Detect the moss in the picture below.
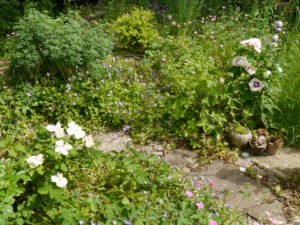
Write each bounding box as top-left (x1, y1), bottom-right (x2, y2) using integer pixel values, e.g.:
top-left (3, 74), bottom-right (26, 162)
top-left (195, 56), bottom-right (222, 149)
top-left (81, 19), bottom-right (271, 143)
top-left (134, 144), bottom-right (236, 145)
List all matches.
top-left (231, 124), bottom-right (248, 135)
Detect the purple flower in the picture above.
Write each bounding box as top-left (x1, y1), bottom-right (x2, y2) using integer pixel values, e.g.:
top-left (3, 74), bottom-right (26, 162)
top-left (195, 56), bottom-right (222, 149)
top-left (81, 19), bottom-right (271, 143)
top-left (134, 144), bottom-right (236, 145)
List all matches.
top-left (46, 72), bottom-right (50, 76)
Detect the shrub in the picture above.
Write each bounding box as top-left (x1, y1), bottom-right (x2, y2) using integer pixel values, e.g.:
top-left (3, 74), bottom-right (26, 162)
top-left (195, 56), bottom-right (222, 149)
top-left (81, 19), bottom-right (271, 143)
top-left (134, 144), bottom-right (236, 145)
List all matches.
top-left (9, 8), bottom-right (112, 80)
top-left (110, 7), bottom-right (158, 52)
top-left (0, 123), bottom-right (247, 224)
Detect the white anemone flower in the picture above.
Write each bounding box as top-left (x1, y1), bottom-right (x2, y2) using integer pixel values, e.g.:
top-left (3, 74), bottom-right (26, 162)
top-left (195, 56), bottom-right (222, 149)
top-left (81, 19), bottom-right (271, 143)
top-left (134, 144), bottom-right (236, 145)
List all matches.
top-left (51, 173), bottom-right (67, 188)
top-left (55, 140), bottom-right (72, 156)
top-left (232, 56), bottom-right (250, 68)
top-left (240, 38), bottom-right (262, 53)
top-left (46, 122), bottom-right (65, 138)
top-left (26, 154), bottom-right (44, 168)
top-left (249, 78), bottom-right (265, 91)
top-left (67, 121), bottom-right (86, 139)
top-left (83, 135), bottom-right (95, 148)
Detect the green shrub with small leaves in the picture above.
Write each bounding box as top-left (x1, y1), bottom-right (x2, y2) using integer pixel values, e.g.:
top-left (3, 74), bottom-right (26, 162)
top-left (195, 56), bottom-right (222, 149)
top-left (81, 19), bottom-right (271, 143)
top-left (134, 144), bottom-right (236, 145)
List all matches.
top-left (110, 7), bottom-right (159, 51)
top-left (9, 8), bottom-right (112, 81)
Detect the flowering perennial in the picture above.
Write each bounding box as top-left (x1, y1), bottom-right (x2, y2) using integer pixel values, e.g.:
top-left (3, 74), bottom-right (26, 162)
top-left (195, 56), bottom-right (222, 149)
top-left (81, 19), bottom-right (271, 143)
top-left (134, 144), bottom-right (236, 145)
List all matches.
top-left (26, 154), bottom-right (44, 168)
top-left (51, 173), bottom-right (68, 188)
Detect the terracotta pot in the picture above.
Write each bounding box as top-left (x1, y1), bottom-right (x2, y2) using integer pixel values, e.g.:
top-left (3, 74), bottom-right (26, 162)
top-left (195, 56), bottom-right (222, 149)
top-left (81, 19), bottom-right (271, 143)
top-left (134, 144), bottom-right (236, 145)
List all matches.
top-left (229, 129), bottom-right (252, 149)
top-left (250, 141), bottom-right (267, 155)
top-left (267, 142), bottom-right (281, 155)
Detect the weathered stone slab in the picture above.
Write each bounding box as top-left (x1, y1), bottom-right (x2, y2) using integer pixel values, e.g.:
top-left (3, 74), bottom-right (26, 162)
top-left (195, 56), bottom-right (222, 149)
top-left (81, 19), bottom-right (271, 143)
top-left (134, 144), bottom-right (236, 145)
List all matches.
top-left (195, 161), bottom-right (287, 223)
top-left (251, 148), bottom-right (300, 180)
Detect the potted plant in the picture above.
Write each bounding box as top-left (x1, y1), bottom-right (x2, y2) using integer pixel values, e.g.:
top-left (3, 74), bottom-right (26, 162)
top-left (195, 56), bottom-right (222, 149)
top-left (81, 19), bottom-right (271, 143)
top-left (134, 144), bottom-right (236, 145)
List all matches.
top-left (267, 130), bottom-right (283, 155)
top-left (250, 128), bottom-right (268, 155)
top-left (228, 124), bottom-right (252, 149)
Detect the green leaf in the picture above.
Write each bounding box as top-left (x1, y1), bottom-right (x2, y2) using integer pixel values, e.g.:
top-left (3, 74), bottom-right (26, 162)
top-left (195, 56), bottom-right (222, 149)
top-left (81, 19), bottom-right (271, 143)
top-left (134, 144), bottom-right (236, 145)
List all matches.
top-left (121, 197), bottom-right (130, 205)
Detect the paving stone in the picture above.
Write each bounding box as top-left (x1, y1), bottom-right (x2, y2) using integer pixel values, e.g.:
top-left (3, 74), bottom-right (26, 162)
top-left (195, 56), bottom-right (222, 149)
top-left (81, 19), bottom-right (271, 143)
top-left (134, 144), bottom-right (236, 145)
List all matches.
top-left (93, 131), bottom-right (297, 223)
top-left (251, 147), bottom-right (300, 180)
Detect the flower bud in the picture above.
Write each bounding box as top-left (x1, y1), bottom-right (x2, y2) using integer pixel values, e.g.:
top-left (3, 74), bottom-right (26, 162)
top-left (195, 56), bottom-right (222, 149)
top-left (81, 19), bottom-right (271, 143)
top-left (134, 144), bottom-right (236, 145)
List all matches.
top-left (275, 21), bottom-right (283, 27)
top-left (274, 27), bottom-right (282, 33)
top-left (272, 34), bottom-right (279, 42)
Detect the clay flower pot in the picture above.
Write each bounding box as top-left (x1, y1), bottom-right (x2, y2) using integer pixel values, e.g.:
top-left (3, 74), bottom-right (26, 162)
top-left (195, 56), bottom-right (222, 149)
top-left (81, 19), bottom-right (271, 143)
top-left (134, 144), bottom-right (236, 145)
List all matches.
top-left (267, 142), bottom-right (282, 155)
top-left (250, 141), bottom-right (267, 155)
top-left (229, 129), bottom-right (252, 149)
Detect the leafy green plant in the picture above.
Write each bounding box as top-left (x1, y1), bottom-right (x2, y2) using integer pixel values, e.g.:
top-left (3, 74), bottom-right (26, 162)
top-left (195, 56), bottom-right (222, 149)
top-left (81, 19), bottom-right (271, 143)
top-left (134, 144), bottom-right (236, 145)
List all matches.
top-left (230, 124), bottom-right (249, 135)
top-left (110, 7), bottom-right (158, 52)
top-left (9, 8), bottom-right (112, 81)
top-left (0, 123), bottom-right (247, 224)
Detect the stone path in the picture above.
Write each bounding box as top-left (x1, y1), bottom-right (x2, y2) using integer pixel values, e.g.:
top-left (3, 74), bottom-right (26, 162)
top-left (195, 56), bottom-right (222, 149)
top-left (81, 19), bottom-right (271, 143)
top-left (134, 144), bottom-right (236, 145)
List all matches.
top-left (94, 131), bottom-right (300, 224)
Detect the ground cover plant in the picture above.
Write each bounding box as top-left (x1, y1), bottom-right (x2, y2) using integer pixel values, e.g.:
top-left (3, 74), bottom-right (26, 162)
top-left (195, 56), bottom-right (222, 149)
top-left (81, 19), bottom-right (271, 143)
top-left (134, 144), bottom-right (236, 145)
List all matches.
top-left (0, 122), bottom-right (247, 224)
top-left (0, 0), bottom-right (300, 224)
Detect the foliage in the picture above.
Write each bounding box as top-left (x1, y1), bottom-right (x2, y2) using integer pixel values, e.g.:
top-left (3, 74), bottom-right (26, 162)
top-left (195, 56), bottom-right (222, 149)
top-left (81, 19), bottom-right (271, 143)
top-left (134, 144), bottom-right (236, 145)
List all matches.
top-left (110, 7), bottom-right (159, 51)
top-left (9, 8), bottom-right (112, 81)
top-left (230, 124), bottom-right (249, 135)
top-left (0, 124), bottom-right (247, 224)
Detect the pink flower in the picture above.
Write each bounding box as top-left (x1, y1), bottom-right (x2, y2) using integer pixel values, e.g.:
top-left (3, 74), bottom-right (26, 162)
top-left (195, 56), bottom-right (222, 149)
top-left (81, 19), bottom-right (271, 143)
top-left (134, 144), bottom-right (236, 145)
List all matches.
top-left (161, 58), bottom-right (166, 62)
top-left (202, 35), bottom-right (206, 38)
top-left (220, 44), bottom-right (224, 48)
top-left (268, 217), bottom-right (276, 224)
top-left (196, 202), bottom-right (204, 209)
top-left (108, 64), bottom-right (112, 68)
top-left (222, 6), bottom-right (226, 9)
top-left (282, 31), bottom-right (286, 34)
top-left (253, 222), bottom-right (260, 225)
top-left (211, 31), bottom-right (214, 34)
top-left (188, 21), bottom-right (192, 24)
top-left (26, 93), bottom-right (31, 97)
top-left (209, 219), bottom-right (218, 225)
top-left (88, 193), bottom-right (93, 198)
top-left (7, 89), bottom-right (11, 92)
top-left (257, 174), bottom-right (263, 179)
top-left (210, 35), bottom-right (214, 39)
top-left (177, 24), bottom-right (181, 28)
top-left (209, 56), bottom-right (213, 60)
top-left (194, 31), bottom-right (198, 35)
top-left (201, 21), bottom-right (204, 23)
top-left (220, 78), bottom-right (225, 83)
top-left (266, 211), bottom-right (271, 216)
top-left (196, 181), bottom-right (202, 187)
top-left (184, 23), bottom-right (187, 26)
top-left (208, 179), bottom-right (215, 186)
top-left (2, 86), bottom-right (6, 89)
top-left (185, 190), bottom-right (193, 197)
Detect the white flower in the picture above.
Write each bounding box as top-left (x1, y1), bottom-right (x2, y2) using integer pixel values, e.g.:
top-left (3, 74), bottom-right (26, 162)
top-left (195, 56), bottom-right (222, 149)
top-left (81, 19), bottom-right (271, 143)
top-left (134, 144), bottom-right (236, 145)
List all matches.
top-left (167, 14), bottom-right (172, 20)
top-left (275, 21), bottom-right (283, 27)
top-left (240, 38), bottom-right (262, 53)
top-left (51, 173), bottom-right (67, 188)
top-left (249, 78), bottom-right (265, 91)
top-left (265, 71), bottom-right (272, 77)
top-left (269, 42), bottom-right (278, 47)
top-left (272, 34), bottom-right (279, 42)
top-left (232, 56), bottom-right (250, 68)
top-left (67, 121), bottom-right (86, 139)
top-left (245, 66), bottom-right (256, 75)
top-left (26, 154), bottom-right (44, 168)
top-left (55, 140), bottom-right (72, 155)
top-left (240, 167), bottom-right (246, 172)
top-left (46, 125), bottom-right (55, 132)
top-left (277, 65), bottom-right (283, 72)
top-left (83, 135), bottom-right (95, 148)
top-left (46, 122), bottom-right (65, 138)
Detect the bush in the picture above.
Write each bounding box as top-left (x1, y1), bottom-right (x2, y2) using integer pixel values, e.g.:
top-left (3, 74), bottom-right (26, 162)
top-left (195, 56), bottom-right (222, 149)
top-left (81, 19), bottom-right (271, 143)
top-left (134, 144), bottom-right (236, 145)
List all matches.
top-left (0, 123), bottom-right (247, 224)
top-left (9, 8), bottom-right (112, 80)
top-left (110, 7), bottom-right (158, 52)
